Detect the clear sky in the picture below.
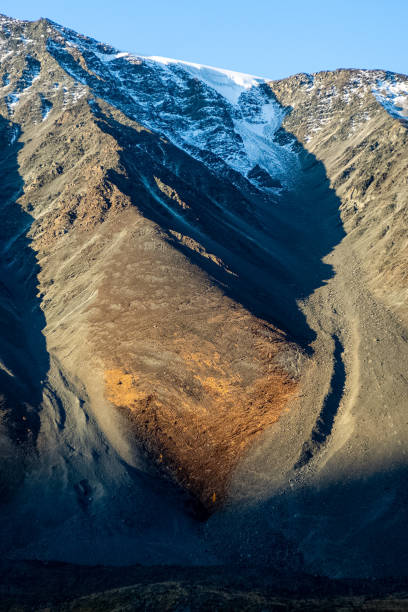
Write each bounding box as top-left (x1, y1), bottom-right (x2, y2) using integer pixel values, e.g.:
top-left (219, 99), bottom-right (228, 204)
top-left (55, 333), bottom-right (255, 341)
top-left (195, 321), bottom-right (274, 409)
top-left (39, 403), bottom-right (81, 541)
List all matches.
top-left (2, 0), bottom-right (407, 79)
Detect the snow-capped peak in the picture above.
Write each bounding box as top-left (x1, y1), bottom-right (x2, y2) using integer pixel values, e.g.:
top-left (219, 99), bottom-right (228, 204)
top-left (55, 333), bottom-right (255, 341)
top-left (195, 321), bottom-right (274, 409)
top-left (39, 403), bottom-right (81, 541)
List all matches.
top-left (44, 24), bottom-right (298, 191)
top-left (143, 56), bottom-right (270, 104)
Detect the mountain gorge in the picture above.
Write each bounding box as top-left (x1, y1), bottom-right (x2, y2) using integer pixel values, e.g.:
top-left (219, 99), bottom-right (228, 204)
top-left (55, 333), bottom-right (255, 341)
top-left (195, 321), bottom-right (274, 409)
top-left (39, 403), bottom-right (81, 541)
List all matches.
top-left (0, 12), bottom-right (408, 606)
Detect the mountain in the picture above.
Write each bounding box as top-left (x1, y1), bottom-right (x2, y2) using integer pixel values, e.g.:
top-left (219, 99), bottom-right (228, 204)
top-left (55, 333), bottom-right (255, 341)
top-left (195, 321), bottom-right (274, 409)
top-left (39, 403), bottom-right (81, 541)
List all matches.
top-left (0, 11), bottom-right (407, 598)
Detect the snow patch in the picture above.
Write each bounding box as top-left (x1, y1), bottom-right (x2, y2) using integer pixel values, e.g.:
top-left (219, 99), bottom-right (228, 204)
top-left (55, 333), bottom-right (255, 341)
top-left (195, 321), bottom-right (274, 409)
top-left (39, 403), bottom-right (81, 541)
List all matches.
top-left (40, 94), bottom-right (53, 120)
top-left (0, 50), bottom-right (12, 63)
top-left (62, 83), bottom-right (87, 106)
top-left (5, 92), bottom-right (20, 113)
top-left (8, 124), bottom-right (19, 145)
top-left (21, 34), bottom-right (34, 45)
top-left (373, 78), bottom-right (408, 120)
top-left (94, 50), bottom-right (130, 62)
top-left (5, 54), bottom-right (41, 114)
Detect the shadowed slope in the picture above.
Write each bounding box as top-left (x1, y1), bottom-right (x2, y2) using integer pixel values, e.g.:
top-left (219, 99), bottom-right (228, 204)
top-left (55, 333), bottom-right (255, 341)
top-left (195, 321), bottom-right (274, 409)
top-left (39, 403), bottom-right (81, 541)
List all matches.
top-left (0, 115), bottom-right (48, 502)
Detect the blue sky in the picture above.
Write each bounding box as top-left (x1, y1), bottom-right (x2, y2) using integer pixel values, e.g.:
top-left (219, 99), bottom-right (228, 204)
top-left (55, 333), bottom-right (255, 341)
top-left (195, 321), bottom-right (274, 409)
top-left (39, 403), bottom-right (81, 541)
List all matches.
top-left (2, 0), bottom-right (407, 79)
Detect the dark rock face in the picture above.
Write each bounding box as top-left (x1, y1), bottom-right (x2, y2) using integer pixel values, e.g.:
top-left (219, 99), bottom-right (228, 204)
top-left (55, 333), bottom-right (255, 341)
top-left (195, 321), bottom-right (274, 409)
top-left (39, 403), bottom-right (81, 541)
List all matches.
top-left (247, 164), bottom-right (283, 188)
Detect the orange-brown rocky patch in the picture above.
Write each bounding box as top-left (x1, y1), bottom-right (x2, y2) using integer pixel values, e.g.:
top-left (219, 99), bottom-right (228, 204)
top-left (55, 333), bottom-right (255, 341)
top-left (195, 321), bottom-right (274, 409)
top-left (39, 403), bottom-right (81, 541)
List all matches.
top-left (98, 266), bottom-right (299, 515)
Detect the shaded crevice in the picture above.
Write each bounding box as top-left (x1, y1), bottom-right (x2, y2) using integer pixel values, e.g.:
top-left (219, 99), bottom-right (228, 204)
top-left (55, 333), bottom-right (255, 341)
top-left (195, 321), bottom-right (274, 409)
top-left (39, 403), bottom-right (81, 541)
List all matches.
top-left (295, 335), bottom-right (346, 469)
top-left (44, 383), bottom-right (66, 431)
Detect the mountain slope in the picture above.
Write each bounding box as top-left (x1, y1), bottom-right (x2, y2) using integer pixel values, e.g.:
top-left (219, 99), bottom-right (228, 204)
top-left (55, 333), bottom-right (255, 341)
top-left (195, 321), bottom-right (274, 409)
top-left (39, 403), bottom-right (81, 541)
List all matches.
top-left (0, 13), bottom-right (407, 580)
top-left (0, 14), bottom-right (306, 562)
